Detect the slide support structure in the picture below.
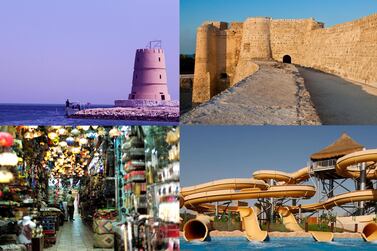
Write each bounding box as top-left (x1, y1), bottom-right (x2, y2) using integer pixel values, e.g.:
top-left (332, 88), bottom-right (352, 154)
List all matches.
top-left (360, 162), bottom-right (366, 213)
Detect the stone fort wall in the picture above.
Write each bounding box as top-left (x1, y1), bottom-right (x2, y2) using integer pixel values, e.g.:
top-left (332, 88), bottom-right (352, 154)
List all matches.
top-left (192, 14), bottom-right (377, 103)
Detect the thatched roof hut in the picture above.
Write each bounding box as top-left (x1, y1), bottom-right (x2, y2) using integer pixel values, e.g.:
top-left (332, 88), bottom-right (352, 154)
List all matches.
top-left (310, 133), bottom-right (364, 161)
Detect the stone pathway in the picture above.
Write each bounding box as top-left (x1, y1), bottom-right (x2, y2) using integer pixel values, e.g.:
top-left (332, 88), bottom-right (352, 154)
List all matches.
top-left (298, 67), bottom-right (377, 125)
top-left (45, 218), bottom-right (112, 251)
top-left (181, 61), bottom-right (320, 125)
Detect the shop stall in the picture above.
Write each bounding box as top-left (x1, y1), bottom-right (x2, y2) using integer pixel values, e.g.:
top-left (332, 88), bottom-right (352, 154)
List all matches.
top-left (0, 126), bottom-right (179, 251)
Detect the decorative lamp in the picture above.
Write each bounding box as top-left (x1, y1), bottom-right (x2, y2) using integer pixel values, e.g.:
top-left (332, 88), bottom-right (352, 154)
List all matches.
top-left (0, 169), bottom-right (14, 183)
top-left (79, 138), bottom-right (88, 145)
top-left (81, 126), bottom-right (90, 131)
top-left (71, 128), bottom-right (80, 136)
top-left (66, 137), bottom-right (75, 145)
top-left (109, 127), bottom-right (121, 138)
top-left (86, 131), bottom-right (97, 139)
top-left (0, 152), bottom-right (19, 166)
top-left (0, 132), bottom-right (14, 147)
top-left (59, 141), bottom-right (68, 147)
top-left (58, 128), bottom-right (67, 135)
top-left (72, 147), bottom-right (81, 154)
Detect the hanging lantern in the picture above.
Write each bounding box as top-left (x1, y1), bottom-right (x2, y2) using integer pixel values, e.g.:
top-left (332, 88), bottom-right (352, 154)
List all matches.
top-left (97, 127), bottom-right (106, 136)
top-left (0, 132), bottom-right (14, 147)
top-left (58, 128), bottom-right (67, 136)
top-left (0, 152), bottom-right (19, 166)
top-left (48, 132), bottom-right (58, 140)
top-left (86, 131), bottom-right (97, 139)
top-left (80, 126), bottom-right (90, 131)
top-left (33, 131), bottom-right (43, 138)
top-left (71, 128), bottom-right (80, 136)
top-left (79, 138), bottom-right (88, 145)
top-left (66, 137), bottom-right (75, 145)
top-left (23, 131), bottom-right (34, 139)
top-left (109, 127), bottom-right (121, 138)
top-left (0, 169), bottom-right (14, 183)
top-left (59, 141), bottom-right (68, 147)
top-left (72, 147), bottom-right (81, 154)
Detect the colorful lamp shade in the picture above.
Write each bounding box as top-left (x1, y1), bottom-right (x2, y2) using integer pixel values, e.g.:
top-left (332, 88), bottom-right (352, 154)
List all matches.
top-left (48, 132), bottom-right (58, 140)
top-left (66, 137), bottom-right (75, 145)
top-left (0, 169), bottom-right (14, 183)
top-left (86, 131), bottom-right (97, 139)
top-left (71, 128), bottom-right (80, 136)
top-left (72, 147), bottom-right (81, 154)
top-left (109, 128), bottom-right (121, 138)
top-left (80, 126), bottom-right (90, 131)
top-left (79, 138), bottom-right (88, 145)
top-left (0, 132), bottom-right (14, 147)
top-left (0, 152), bottom-right (19, 166)
top-left (59, 141), bottom-right (68, 147)
top-left (58, 128), bottom-right (67, 135)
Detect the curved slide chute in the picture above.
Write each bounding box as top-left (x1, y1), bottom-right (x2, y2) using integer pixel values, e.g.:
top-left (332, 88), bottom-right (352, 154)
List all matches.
top-left (287, 189), bottom-right (377, 213)
top-left (277, 207), bottom-right (304, 232)
top-left (183, 214), bottom-right (212, 242)
top-left (278, 207), bottom-right (334, 242)
top-left (336, 149), bottom-right (377, 179)
top-left (238, 207), bottom-right (268, 241)
top-left (183, 185), bottom-right (316, 208)
top-left (181, 178), bottom-right (268, 197)
top-left (182, 149), bottom-right (377, 243)
top-left (362, 222), bottom-right (377, 242)
top-left (253, 167), bottom-right (310, 184)
top-left (181, 178), bottom-right (316, 242)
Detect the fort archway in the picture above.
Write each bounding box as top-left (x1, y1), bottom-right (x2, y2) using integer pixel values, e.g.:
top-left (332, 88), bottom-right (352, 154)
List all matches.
top-left (283, 55), bottom-right (292, 64)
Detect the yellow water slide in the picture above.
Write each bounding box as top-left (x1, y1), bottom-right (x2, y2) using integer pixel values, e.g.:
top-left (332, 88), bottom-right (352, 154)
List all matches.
top-left (181, 149), bottom-right (377, 243)
top-left (238, 207), bottom-right (268, 241)
top-left (361, 222), bottom-right (377, 242)
top-left (253, 167), bottom-right (310, 184)
top-left (287, 189), bottom-right (377, 213)
top-left (183, 214), bottom-right (213, 242)
top-left (277, 207), bottom-right (334, 242)
top-left (181, 178), bottom-right (316, 242)
top-left (336, 149), bottom-right (377, 179)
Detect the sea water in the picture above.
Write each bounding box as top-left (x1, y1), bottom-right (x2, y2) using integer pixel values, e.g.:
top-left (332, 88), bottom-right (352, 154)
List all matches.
top-left (180, 237), bottom-right (376, 251)
top-left (0, 104), bottom-right (176, 125)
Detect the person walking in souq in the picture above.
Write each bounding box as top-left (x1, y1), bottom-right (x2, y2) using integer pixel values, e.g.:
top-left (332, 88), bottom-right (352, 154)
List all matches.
top-left (66, 191), bottom-right (75, 221)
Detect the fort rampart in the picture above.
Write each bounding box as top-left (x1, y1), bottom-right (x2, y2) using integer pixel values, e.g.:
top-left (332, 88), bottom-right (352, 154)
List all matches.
top-left (192, 14), bottom-right (377, 103)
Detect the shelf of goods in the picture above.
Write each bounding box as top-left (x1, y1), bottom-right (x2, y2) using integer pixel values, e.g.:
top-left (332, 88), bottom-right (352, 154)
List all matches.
top-left (122, 130), bottom-right (147, 215)
top-left (155, 128), bottom-right (180, 249)
top-left (0, 131), bottom-right (49, 250)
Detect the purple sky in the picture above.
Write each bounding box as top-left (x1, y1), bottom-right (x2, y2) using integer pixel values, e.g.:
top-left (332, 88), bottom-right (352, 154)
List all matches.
top-left (0, 0), bottom-right (179, 104)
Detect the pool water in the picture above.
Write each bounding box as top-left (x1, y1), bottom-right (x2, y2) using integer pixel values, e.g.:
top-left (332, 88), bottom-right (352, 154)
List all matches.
top-left (180, 237), bottom-right (377, 251)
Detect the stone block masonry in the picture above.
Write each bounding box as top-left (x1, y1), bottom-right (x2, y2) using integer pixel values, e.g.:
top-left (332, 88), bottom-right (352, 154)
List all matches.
top-left (192, 14), bottom-right (377, 103)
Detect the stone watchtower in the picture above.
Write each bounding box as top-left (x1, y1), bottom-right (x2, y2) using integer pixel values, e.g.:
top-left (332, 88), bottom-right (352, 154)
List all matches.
top-left (115, 41), bottom-right (173, 107)
top-left (129, 42), bottom-right (171, 101)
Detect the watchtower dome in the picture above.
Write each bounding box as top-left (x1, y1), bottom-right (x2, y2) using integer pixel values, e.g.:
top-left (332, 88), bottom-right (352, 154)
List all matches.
top-left (128, 41), bottom-right (171, 101)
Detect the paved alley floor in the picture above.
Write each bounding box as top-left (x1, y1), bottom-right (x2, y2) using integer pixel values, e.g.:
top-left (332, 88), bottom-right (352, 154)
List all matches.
top-left (45, 218), bottom-right (112, 251)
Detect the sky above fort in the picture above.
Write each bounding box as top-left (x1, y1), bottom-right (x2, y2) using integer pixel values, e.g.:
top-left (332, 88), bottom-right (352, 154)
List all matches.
top-left (0, 0), bottom-right (179, 104)
top-left (181, 0), bottom-right (377, 54)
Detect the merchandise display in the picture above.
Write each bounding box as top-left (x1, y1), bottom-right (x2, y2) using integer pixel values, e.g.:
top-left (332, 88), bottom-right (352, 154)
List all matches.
top-left (0, 126), bottom-right (179, 251)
